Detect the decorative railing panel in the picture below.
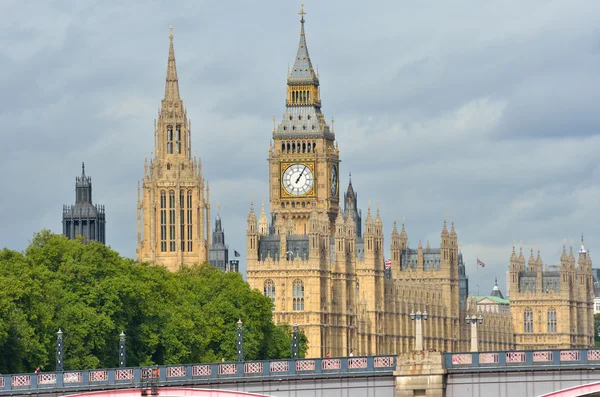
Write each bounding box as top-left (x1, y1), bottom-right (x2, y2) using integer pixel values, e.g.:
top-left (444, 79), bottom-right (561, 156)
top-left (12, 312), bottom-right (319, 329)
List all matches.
top-left (533, 351), bottom-right (553, 362)
top-left (296, 360), bottom-right (316, 371)
top-left (374, 356), bottom-right (395, 368)
top-left (141, 368), bottom-right (160, 379)
top-left (90, 370), bottom-right (108, 382)
top-left (166, 366), bottom-right (186, 378)
top-left (479, 353), bottom-right (499, 364)
top-left (11, 375), bottom-right (30, 387)
top-left (322, 359), bottom-right (341, 370)
top-left (218, 363), bottom-right (237, 375)
top-left (506, 352), bottom-right (526, 363)
top-left (588, 350), bottom-right (600, 361)
top-left (244, 362), bottom-right (263, 374)
top-left (115, 369), bottom-right (134, 381)
top-left (560, 350), bottom-right (580, 362)
top-left (63, 372), bottom-right (82, 383)
top-left (451, 354), bottom-right (472, 365)
top-left (269, 361), bottom-right (289, 373)
top-left (192, 365), bottom-right (211, 377)
top-left (37, 373), bottom-right (57, 385)
top-left (348, 357), bottom-right (368, 369)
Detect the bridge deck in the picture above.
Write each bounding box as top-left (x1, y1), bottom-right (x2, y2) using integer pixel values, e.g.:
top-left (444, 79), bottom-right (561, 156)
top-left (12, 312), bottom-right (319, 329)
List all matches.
top-left (0, 355), bottom-right (397, 396)
top-left (445, 348), bottom-right (600, 373)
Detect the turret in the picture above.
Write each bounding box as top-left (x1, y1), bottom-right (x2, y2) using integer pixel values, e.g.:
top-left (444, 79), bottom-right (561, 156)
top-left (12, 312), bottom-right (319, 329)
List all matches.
top-left (400, 218), bottom-right (408, 250)
top-left (440, 217), bottom-right (450, 271)
top-left (364, 204), bottom-right (375, 260)
top-left (390, 219), bottom-right (400, 265)
top-left (246, 201), bottom-right (258, 259)
top-left (258, 201), bottom-right (269, 235)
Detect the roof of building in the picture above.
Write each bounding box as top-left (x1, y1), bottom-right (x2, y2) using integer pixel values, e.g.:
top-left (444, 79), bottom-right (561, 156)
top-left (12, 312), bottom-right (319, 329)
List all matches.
top-left (490, 277), bottom-right (504, 299)
top-left (472, 295), bottom-right (510, 305)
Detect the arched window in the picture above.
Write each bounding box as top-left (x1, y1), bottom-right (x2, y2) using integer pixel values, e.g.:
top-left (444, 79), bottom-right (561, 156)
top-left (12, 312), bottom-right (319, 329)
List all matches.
top-left (292, 143), bottom-right (296, 152)
top-left (307, 142), bottom-right (311, 152)
top-left (187, 190), bottom-right (193, 252)
top-left (167, 126), bottom-right (174, 154)
top-left (293, 280), bottom-right (304, 311)
top-left (547, 308), bottom-right (557, 333)
top-left (524, 308), bottom-right (534, 333)
top-left (176, 125), bottom-right (181, 154)
top-left (264, 280), bottom-right (275, 310)
top-left (180, 190), bottom-right (185, 252)
top-left (169, 191), bottom-right (176, 252)
top-left (281, 143), bottom-right (285, 153)
top-left (160, 191), bottom-right (167, 252)
top-left (166, 163), bottom-right (171, 170)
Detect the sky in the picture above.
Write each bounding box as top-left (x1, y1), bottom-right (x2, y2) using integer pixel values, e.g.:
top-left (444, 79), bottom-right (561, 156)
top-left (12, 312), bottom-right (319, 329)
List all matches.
top-left (1, 0), bottom-right (599, 295)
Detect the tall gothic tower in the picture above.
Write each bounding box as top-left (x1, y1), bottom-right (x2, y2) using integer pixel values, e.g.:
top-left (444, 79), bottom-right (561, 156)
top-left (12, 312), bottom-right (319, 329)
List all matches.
top-left (137, 27), bottom-right (210, 271)
top-left (62, 163), bottom-right (106, 244)
top-left (268, 6), bottom-right (340, 234)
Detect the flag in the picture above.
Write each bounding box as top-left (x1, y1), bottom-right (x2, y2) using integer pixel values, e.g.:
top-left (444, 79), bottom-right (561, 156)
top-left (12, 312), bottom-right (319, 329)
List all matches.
top-left (477, 258), bottom-right (486, 268)
top-left (234, 250), bottom-right (240, 257)
top-left (385, 259), bottom-right (392, 269)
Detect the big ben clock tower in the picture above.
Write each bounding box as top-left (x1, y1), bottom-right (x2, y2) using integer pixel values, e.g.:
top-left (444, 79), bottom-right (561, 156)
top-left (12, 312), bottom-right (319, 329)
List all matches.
top-left (269, 5), bottom-right (340, 234)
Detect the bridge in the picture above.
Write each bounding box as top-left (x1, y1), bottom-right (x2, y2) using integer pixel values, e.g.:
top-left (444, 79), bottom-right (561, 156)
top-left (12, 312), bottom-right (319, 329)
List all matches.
top-left (5, 349), bottom-right (600, 396)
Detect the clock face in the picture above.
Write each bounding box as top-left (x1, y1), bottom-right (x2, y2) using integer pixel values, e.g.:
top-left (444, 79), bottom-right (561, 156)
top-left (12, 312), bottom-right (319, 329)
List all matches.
top-left (331, 164), bottom-right (338, 197)
top-left (282, 163), bottom-right (314, 196)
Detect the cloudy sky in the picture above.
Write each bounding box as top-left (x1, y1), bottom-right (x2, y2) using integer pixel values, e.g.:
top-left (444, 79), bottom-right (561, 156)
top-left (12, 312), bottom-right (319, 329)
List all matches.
top-left (1, 0), bottom-right (599, 295)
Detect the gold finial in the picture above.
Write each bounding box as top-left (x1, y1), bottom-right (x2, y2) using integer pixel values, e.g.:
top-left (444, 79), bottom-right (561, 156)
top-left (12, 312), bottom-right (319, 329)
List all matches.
top-left (217, 203), bottom-right (220, 213)
top-left (272, 115), bottom-right (276, 132)
top-left (299, 3), bottom-right (306, 22)
top-left (331, 117), bottom-right (335, 132)
top-left (394, 214), bottom-right (397, 221)
top-left (169, 25), bottom-right (173, 41)
top-left (402, 216), bottom-right (406, 223)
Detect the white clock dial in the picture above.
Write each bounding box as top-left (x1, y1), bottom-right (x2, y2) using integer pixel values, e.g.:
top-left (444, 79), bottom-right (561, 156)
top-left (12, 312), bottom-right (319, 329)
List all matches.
top-left (283, 164), bottom-right (314, 196)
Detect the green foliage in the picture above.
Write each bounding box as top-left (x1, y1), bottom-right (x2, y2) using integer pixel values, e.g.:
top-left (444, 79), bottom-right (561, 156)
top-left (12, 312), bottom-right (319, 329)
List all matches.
top-left (0, 230), bottom-right (307, 373)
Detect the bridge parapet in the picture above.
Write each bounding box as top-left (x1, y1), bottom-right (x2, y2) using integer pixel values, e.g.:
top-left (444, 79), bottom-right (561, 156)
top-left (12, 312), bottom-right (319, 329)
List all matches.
top-left (0, 355), bottom-right (397, 395)
top-left (445, 348), bottom-right (600, 372)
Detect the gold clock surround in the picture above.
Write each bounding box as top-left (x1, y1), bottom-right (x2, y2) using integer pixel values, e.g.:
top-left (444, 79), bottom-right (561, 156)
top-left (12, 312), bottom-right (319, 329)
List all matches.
top-left (280, 161), bottom-right (316, 198)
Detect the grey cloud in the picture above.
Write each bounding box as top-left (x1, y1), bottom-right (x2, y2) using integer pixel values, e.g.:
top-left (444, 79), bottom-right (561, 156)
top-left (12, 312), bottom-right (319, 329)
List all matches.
top-left (2, 0), bottom-right (600, 295)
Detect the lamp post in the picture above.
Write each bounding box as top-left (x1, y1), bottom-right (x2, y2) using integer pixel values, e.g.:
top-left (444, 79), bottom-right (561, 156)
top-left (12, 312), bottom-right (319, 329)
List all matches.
top-left (409, 310), bottom-right (429, 351)
top-left (56, 329), bottom-right (64, 371)
top-left (236, 319), bottom-right (244, 362)
top-left (119, 331), bottom-right (126, 367)
top-left (465, 314), bottom-right (484, 352)
top-left (291, 324), bottom-right (300, 359)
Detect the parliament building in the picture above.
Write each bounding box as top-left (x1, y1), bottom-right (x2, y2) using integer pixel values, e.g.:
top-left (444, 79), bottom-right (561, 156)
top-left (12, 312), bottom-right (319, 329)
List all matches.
top-left (244, 8), bottom-right (514, 358)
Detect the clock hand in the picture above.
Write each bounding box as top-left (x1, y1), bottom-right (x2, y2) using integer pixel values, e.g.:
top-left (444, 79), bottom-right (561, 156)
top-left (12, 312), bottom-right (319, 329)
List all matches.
top-left (295, 166), bottom-right (307, 184)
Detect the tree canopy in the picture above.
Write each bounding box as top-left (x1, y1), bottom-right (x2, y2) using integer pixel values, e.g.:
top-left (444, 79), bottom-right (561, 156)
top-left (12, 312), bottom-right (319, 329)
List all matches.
top-left (0, 230), bottom-right (307, 374)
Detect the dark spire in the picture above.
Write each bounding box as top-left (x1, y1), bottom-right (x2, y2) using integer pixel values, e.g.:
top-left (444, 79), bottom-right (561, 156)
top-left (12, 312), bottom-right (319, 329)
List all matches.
top-left (288, 4), bottom-right (319, 84)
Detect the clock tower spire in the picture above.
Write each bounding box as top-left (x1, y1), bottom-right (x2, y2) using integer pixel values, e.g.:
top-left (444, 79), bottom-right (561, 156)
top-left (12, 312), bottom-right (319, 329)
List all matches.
top-left (270, 5), bottom-right (340, 233)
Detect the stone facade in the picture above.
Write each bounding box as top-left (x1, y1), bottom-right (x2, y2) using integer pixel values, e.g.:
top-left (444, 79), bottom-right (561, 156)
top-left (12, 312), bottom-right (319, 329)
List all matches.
top-left (508, 239), bottom-right (594, 349)
top-left (246, 9), bottom-right (513, 358)
top-left (62, 163), bottom-right (106, 244)
top-left (136, 28), bottom-right (210, 271)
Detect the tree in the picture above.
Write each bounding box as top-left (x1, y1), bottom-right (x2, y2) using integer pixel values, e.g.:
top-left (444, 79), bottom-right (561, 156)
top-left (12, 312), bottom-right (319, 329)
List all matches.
top-left (0, 230), bottom-right (307, 373)
top-left (595, 313), bottom-right (600, 347)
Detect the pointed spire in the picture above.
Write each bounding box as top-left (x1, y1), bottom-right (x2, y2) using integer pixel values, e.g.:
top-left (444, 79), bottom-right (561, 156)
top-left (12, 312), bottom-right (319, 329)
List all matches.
top-left (426, 240), bottom-right (431, 250)
top-left (81, 162), bottom-right (86, 177)
top-left (441, 214), bottom-right (449, 236)
top-left (288, 4), bottom-right (318, 84)
top-left (580, 233), bottom-right (587, 254)
top-left (164, 25), bottom-right (180, 101)
top-left (392, 219), bottom-right (398, 234)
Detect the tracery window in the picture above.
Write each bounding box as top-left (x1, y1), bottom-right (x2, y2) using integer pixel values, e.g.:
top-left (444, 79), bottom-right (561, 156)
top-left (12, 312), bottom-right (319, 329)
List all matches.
top-left (176, 125), bottom-right (181, 154)
top-left (167, 126), bottom-right (174, 154)
top-left (169, 190), bottom-right (175, 252)
top-left (547, 308), bottom-right (557, 333)
top-left (187, 191), bottom-right (193, 252)
top-left (264, 279), bottom-right (275, 310)
top-left (160, 191), bottom-right (167, 252)
top-left (524, 308), bottom-right (534, 333)
top-left (293, 280), bottom-right (304, 311)
top-left (180, 190), bottom-right (185, 252)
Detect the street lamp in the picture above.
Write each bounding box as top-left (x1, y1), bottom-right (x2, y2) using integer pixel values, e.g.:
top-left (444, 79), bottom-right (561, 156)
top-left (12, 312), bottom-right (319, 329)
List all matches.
top-left (465, 314), bottom-right (484, 352)
top-left (409, 310), bottom-right (429, 351)
top-left (291, 324), bottom-right (300, 359)
top-left (56, 329), bottom-right (64, 371)
top-left (119, 331), bottom-right (126, 368)
top-left (236, 319), bottom-right (244, 362)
